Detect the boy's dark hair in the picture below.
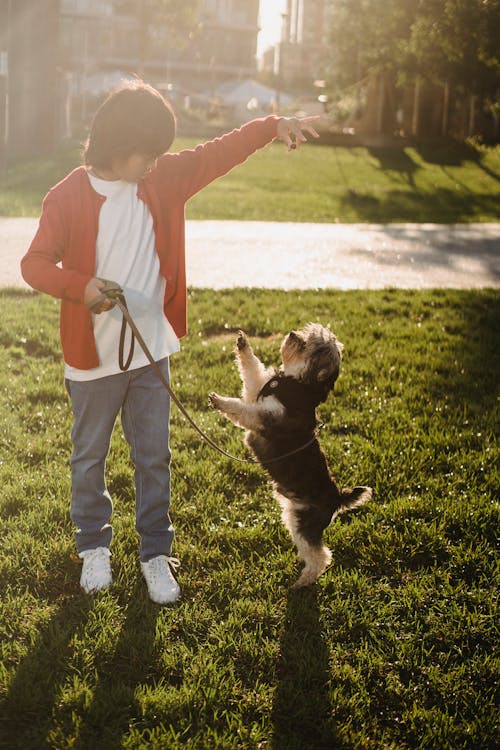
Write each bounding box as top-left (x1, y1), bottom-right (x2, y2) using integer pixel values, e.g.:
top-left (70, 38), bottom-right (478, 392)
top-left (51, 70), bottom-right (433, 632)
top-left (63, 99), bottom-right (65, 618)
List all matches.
top-left (84, 79), bottom-right (176, 168)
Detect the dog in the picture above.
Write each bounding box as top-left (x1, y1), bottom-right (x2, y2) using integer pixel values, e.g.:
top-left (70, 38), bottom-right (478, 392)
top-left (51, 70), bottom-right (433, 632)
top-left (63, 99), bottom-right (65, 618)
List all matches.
top-left (208, 323), bottom-right (372, 588)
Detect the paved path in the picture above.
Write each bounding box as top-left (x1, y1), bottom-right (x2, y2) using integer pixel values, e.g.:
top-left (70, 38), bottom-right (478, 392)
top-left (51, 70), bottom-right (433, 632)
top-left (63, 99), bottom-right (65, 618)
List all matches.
top-left (1, 217), bottom-right (499, 289)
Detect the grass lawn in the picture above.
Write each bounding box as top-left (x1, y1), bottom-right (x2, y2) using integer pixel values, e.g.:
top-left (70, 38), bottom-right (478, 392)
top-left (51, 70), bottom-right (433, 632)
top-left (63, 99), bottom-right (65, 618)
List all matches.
top-left (0, 287), bottom-right (498, 749)
top-left (0, 136), bottom-right (499, 222)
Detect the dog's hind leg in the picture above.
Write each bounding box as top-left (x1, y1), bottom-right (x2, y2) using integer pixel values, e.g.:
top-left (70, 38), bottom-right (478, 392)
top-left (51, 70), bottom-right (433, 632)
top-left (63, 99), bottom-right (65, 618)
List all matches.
top-left (293, 536), bottom-right (332, 588)
top-left (235, 331), bottom-right (274, 402)
top-left (276, 493), bottom-right (332, 588)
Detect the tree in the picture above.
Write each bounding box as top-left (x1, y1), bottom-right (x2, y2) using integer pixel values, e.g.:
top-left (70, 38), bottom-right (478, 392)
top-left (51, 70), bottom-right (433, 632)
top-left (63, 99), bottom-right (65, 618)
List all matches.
top-left (328, 0), bottom-right (500, 136)
top-left (329, 0), bottom-right (416, 88)
top-left (410, 0), bottom-right (500, 97)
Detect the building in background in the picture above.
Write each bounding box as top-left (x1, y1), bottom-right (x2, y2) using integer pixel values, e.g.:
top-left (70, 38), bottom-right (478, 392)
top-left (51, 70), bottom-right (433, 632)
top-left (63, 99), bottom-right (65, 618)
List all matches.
top-left (1, 0), bottom-right (261, 161)
top-left (193, 0), bottom-right (260, 87)
top-left (59, 0), bottom-right (260, 92)
top-left (267, 0), bottom-right (333, 93)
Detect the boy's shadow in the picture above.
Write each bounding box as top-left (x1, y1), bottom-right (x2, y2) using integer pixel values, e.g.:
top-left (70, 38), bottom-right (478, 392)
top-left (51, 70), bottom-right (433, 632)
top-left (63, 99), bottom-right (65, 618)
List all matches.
top-left (74, 575), bottom-right (160, 750)
top-left (0, 577), bottom-right (159, 750)
top-left (0, 596), bottom-right (93, 749)
top-left (272, 586), bottom-right (342, 750)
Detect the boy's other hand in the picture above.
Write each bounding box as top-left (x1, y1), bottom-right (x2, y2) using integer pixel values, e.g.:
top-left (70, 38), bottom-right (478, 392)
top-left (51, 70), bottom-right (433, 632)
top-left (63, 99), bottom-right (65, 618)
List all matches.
top-left (276, 116), bottom-right (320, 151)
top-left (84, 278), bottom-right (114, 312)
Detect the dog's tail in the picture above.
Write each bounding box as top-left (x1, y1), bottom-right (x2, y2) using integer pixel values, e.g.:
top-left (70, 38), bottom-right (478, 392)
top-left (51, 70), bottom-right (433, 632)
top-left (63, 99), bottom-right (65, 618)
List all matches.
top-left (336, 486), bottom-right (372, 515)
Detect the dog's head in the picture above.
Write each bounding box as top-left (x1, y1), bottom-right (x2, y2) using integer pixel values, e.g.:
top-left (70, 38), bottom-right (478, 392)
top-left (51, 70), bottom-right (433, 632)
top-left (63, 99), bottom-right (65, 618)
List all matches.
top-left (280, 323), bottom-right (343, 401)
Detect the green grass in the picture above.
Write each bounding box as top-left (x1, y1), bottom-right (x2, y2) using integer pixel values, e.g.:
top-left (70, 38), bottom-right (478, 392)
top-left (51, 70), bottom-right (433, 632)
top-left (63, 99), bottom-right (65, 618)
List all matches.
top-left (1, 137), bottom-right (499, 222)
top-left (0, 287), bottom-right (498, 749)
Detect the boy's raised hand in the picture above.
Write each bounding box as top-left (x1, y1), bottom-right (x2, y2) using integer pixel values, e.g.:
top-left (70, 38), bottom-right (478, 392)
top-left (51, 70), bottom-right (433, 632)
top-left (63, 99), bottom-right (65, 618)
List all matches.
top-left (276, 116), bottom-right (321, 151)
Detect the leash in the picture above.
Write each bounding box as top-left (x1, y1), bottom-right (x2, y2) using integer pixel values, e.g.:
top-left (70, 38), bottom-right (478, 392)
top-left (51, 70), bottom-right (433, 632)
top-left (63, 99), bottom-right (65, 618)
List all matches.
top-left (87, 281), bottom-right (322, 465)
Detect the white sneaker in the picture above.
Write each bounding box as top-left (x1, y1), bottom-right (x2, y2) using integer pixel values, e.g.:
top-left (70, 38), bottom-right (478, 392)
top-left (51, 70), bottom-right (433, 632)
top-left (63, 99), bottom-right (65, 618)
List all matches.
top-left (141, 555), bottom-right (181, 605)
top-left (79, 547), bottom-right (112, 594)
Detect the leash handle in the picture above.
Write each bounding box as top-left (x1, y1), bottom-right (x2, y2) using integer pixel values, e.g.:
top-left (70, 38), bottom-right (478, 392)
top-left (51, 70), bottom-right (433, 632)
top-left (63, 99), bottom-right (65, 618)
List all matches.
top-left (86, 279), bottom-right (124, 314)
top-left (86, 280), bottom-right (135, 370)
top-left (117, 298), bottom-right (135, 371)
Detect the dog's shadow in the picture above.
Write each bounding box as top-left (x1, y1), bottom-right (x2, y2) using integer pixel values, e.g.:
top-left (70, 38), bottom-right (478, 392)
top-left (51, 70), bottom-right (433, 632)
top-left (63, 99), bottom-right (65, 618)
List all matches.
top-left (272, 586), bottom-right (341, 750)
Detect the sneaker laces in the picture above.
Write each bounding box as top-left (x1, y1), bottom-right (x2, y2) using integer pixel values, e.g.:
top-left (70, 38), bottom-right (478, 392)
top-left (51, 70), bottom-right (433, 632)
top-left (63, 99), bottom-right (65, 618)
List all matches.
top-left (146, 555), bottom-right (180, 574)
top-left (166, 556), bottom-right (180, 570)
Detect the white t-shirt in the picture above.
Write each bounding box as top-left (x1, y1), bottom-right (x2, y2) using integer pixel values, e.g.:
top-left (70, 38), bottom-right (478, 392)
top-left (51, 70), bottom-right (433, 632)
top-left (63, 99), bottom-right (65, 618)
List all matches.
top-left (64, 173), bottom-right (180, 381)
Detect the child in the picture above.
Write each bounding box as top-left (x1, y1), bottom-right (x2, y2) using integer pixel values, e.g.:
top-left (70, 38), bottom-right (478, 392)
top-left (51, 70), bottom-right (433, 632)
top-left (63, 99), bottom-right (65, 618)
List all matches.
top-left (21, 79), bottom-right (319, 605)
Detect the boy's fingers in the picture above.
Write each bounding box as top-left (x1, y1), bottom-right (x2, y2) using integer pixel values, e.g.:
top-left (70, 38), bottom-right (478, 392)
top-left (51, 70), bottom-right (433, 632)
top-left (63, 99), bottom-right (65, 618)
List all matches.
top-left (299, 116), bottom-right (321, 138)
top-left (305, 126), bottom-right (320, 138)
top-left (303, 125), bottom-right (319, 136)
top-left (278, 115), bottom-right (321, 150)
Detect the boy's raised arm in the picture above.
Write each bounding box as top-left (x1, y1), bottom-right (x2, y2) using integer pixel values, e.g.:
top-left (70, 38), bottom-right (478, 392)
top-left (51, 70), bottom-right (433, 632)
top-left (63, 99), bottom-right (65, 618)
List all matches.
top-left (157, 115), bottom-right (320, 201)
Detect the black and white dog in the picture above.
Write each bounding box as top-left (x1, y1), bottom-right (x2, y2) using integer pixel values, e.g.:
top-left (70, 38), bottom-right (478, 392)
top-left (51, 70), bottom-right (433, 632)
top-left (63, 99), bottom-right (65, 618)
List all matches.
top-left (209, 323), bottom-right (372, 588)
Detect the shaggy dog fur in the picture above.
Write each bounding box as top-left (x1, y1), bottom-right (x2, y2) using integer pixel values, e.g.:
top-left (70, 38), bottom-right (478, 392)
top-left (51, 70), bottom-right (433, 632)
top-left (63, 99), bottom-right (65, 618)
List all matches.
top-left (209, 323), bottom-right (372, 587)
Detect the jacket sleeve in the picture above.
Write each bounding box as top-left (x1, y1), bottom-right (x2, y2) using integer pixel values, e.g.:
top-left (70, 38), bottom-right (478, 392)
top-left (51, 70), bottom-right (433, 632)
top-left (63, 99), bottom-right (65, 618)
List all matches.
top-left (20, 190), bottom-right (92, 303)
top-left (157, 115), bottom-right (280, 202)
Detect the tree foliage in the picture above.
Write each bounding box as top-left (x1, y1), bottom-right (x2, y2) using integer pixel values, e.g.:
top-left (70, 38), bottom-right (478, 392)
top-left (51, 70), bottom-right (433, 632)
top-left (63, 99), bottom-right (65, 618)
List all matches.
top-left (330, 0), bottom-right (500, 98)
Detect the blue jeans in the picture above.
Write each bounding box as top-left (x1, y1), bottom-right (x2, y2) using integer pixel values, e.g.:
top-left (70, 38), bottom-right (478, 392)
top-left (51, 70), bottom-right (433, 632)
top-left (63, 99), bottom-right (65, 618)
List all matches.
top-left (65, 358), bottom-right (174, 561)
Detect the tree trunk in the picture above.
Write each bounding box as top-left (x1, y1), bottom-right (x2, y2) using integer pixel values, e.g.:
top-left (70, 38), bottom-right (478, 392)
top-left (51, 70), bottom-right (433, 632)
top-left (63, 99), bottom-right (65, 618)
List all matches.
top-left (412, 77), bottom-right (421, 137)
top-left (468, 95), bottom-right (477, 137)
top-left (376, 72), bottom-right (384, 134)
top-left (441, 81), bottom-right (450, 137)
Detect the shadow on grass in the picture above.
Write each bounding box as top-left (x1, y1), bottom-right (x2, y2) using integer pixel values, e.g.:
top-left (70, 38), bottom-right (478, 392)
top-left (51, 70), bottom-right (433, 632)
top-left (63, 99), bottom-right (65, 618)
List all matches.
top-left (426, 290), bottom-right (500, 413)
top-left (415, 139), bottom-right (479, 168)
top-left (0, 578), bottom-right (160, 750)
top-left (340, 185), bottom-right (500, 223)
top-left (368, 147), bottom-right (419, 187)
top-left (414, 139), bottom-right (500, 182)
top-left (74, 577), bottom-right (160, 750)
top-left (272, 587), bottom-right (342, 750)
top-left (0, 597), bottom-right (93, 749)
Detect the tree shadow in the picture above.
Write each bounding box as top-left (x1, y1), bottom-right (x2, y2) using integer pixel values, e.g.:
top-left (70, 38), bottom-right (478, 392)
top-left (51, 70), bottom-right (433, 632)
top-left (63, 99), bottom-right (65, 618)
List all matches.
top-left (415, 139), bottom-right (478, 167)
top-left (425, 290), bottom-right (500, 412)
top-left (272, 587), bottom-right (343, 750)
top-left (415, 139), bottom-right (500, 182)
top-left (340, 186), bottom-right (500, 223)
top-left (368, 147), bottom-right (420, 187)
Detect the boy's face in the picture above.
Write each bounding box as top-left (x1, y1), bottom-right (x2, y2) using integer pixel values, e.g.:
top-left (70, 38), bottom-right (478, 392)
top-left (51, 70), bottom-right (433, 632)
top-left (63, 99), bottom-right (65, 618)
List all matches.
top-left (111, 153), bottom-right (158, 182)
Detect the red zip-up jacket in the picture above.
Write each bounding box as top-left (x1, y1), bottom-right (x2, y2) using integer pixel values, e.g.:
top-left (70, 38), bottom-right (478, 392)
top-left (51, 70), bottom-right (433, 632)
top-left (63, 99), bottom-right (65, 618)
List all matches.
top-left (21, 115), bottom-right (280, 370)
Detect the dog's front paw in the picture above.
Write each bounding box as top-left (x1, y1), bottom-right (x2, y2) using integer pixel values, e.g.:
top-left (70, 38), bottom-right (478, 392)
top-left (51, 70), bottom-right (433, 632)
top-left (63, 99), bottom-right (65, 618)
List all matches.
top-left (208, 392), bottom-right (222, 410)
top-left (236, 330), bottom-right (249, 351)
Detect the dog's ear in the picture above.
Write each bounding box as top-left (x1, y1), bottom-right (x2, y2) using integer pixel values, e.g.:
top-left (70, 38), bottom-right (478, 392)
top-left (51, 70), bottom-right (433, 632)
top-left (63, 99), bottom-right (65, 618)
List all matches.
top-left (318, 367), bottom-right (339, 388)
top-left (289, 331), bottom-right (306, 349)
